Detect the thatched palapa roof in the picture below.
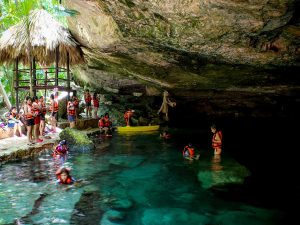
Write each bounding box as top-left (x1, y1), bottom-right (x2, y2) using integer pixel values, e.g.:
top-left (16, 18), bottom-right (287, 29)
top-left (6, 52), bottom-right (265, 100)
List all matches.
top-left (0, 9), bottom-right (84, 66)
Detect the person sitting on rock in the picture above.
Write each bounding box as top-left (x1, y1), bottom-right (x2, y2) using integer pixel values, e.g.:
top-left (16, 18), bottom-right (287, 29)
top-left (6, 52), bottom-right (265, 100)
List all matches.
top-left (55, 167), bottom-right (75, 185)
top-left (8, 106), bottom-right (24, 137)
top-left (98, 113), bottom-right (112, 135)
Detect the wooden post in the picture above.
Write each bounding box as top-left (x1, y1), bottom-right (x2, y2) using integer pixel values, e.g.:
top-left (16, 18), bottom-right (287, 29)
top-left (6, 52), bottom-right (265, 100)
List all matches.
top-left (67, 52), bottom-right (70, 98)
top-left (15, 58), bottom-right (19, 112)
top-left (55, 47), bottom-right (59, 87)
top-left (55, 47), bottom-right (59, 121)
top-left (33, 57), bottom-right (36, 96)
top-left (44, 69), bottom-right (47, 97)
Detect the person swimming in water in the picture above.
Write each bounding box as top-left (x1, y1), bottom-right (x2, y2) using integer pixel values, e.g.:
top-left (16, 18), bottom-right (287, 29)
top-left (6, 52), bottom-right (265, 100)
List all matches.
top-left (53, 140), bottom-right (68, 157)
top-left (55, 167), bottom-right (75, 185)
top-left (160, 131), bottom-right (171, 139)
top-left (182, 143), bottom-right (200, 160)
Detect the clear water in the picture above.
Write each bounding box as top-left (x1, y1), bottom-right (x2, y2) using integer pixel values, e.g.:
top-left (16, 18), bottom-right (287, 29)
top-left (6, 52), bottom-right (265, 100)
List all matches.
top-left (0, 131), bottom-right (287, 225)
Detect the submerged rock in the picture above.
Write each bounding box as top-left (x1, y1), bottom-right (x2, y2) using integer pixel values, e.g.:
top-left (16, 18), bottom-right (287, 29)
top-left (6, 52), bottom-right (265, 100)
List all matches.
top-left (141, 208), bottom-right (210, 225)
top-left (197, 158), bottom-right (250, 189)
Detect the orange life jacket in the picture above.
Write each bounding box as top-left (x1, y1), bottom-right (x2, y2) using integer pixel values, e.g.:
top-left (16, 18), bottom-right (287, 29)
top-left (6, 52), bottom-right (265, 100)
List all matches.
top-left (183, 146), bottom-right (195, 157)
top-left (50, 100), bottom-right (59, 112)
top-left (25, 104), bottom-right (34, 120)
top-left (56, 174), bottom-right (73, 185)
top-left (212, 131), bottom-right (222, 148)
top-left (67, 102), bottom-right (75, 116)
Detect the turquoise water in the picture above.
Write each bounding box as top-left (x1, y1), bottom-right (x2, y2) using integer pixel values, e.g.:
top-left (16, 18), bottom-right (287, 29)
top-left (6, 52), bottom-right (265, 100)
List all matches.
top-left (0, 132), bottom-right (286, 224)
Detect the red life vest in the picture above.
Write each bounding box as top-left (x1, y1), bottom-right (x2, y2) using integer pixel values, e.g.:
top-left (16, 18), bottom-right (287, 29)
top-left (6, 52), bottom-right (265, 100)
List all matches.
top-left (67, 102), bottom-right (76, 116)
top-left (50, 100), bottom-right (59, 112)
top-left (212, 131), bottom-right (222, 148)
top-left (85, 93), bottom-right (91, 103)
top-left (56, 174), bottom-right (73, 185)
top-left (183, 146), bottom-right (195, 157)
top-left (104, 117), bottom-right (111, 127)
top-left (93, 97), bottom-right (99, 107)
top-left (98, 118), bottom-right (105, 128)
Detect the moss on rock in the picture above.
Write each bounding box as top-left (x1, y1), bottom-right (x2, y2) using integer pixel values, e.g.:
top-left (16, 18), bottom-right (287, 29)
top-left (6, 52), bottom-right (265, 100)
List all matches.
top-left (59, 128), bottom-right (94, 150)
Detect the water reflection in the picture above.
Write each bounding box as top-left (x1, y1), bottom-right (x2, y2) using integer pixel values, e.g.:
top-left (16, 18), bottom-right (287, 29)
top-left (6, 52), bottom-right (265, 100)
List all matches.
top-left (211, 154), bottom-right (224, 186)
top-left (211, 154), bottom-right (223, 172)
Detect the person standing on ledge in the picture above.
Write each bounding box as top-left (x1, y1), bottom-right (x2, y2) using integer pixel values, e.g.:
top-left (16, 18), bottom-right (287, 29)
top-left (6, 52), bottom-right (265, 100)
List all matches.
top-left (211, 124), bottom-right (223, 155)
top-left (67, 97), bottom-right (76, 128)
top-left (84, 89), bottom-right (92, 118)
top-left (92, 92), bottom-right (99, 119)
top-left (49, 94), bottom-right (58, 133)
top-left (157, 90), bottom-right (176, 121)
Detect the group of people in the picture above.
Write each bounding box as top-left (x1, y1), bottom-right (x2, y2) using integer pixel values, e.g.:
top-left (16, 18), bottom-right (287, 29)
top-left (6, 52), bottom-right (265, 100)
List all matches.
top-left (6, 94), bottom-right (59, 145)
top-left (160, 124), bottom-right (223, 160)
top-left (83, 89), bottom-right (99, 119)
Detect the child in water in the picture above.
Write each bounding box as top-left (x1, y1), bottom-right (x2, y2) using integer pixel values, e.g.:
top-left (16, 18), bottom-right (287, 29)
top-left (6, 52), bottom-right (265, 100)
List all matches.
top-left (53, 140), bottom-right (68, 157)
top-left (160, 131), bottom-right (171, 139)
top-left (182, 143), bottom-right (200, 160)
top-left (55, 167), bottom-right (75, 185)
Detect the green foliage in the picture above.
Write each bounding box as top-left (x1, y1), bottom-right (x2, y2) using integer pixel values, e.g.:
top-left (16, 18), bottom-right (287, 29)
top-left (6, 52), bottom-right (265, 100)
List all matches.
top-left (0, 0), bottom-right (79, 33)
top-left (0, 0), bottom-right (78, 100)
top-left (0, 65), bottom-right (15, 103)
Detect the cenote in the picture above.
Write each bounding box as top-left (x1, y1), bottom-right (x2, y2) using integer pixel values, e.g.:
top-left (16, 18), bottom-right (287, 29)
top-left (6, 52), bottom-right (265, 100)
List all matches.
top-left (1, 0), bottom-right (300, 224)
top-left (0, 118), bottom-right (298, 225)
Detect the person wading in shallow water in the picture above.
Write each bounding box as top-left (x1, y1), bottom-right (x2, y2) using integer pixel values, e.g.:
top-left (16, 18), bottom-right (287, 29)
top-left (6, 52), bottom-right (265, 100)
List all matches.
top-left (211, 124), bottom-right (223, 155)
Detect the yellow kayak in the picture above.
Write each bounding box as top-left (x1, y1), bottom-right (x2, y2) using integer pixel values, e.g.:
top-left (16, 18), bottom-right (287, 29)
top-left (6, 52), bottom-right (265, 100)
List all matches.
top-left (117, 125), bottom-right (160, 132)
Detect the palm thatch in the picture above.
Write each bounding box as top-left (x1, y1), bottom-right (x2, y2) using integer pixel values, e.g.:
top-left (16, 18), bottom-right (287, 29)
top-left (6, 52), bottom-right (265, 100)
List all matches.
top-left (0, 9), bottom-right (84, 66)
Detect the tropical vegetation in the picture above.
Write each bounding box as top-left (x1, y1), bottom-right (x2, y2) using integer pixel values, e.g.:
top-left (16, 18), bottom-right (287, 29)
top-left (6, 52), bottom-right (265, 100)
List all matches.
top-left (0, 0), bottom-right (77, 106)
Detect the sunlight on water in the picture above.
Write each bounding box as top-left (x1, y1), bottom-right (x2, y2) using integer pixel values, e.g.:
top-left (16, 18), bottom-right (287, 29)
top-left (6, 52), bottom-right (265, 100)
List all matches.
top-left (0, 132), bottom-right (285, 224)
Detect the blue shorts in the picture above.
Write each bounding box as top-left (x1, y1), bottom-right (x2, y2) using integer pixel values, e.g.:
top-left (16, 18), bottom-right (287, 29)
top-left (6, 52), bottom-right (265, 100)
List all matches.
top-left (68, 115), bottom-right (76, 122)
top-left (8, 121), bottom-right (15, 128)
